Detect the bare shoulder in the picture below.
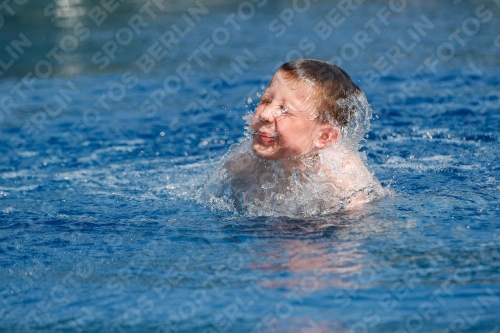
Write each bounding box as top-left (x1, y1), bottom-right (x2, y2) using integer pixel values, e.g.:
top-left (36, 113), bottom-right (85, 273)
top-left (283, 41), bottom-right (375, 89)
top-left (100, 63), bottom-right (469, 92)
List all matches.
top-left (321, 149), bottom-right (371, 189)
top-left (318, 147), bottom-right (382, 209)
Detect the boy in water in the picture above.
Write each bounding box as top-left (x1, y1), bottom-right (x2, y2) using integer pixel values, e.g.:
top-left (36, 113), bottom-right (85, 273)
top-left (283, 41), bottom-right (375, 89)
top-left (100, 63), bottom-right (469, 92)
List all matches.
top-left (208, 59), bottom-right (382, 215)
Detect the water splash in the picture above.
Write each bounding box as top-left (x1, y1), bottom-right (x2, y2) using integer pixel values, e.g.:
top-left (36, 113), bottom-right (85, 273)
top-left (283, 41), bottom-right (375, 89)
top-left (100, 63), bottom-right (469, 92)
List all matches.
top-left (202, 138), bottom-right (384, 218)
top-left (201, 84), bottom-right (384, 217)
top-left (203, 143), bottom-right (385, 216)
top-left (334, 90), bottom-right (373, 149)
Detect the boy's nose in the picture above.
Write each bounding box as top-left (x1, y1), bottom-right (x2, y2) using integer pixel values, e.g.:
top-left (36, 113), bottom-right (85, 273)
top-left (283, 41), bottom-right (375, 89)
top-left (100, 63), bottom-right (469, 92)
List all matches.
top-left (257, 104), bottom-right (274, 123)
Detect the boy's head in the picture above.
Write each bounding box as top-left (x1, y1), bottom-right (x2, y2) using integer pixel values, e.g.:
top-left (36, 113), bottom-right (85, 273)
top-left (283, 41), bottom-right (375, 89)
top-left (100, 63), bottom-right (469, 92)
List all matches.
top-left (251, 59), bottom-right (363, 160)
top-left (278, 59), bottom-right (362, 127)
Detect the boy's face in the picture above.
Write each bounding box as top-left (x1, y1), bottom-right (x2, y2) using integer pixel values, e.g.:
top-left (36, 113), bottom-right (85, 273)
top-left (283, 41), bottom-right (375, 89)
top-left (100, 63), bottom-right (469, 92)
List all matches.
top-left (251, 70), bottom-right (331, 160)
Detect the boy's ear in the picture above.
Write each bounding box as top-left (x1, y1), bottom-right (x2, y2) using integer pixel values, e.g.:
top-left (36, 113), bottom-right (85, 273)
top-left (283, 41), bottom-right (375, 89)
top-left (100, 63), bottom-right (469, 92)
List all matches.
top-left (315, 124), bottom-right (340, 149)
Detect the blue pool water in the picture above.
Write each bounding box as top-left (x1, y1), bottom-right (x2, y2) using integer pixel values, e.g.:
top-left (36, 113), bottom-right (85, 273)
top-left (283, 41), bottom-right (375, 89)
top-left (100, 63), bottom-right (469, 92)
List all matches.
top-left (1, 1), bottom-right (500, 332)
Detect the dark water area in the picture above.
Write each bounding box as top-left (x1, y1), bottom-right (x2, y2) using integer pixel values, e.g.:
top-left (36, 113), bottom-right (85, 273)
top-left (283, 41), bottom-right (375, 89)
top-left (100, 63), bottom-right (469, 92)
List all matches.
top-left (1, 0), bottom-right (500, 332)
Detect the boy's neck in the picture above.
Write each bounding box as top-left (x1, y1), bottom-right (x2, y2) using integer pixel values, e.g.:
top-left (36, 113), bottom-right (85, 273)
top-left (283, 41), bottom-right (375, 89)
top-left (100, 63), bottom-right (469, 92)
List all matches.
top-left (280, 151), bottom-right (320, 176)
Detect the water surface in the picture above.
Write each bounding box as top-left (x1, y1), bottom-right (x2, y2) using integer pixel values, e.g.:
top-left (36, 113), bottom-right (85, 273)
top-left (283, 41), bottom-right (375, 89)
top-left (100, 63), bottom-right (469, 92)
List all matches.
top-left (1, 1), bottom-right (500, 332)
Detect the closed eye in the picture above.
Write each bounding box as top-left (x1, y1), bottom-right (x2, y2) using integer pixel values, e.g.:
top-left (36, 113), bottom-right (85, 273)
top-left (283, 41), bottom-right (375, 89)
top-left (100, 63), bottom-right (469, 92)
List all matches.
top-left (257, 97), bottom-right (292, 117)
top-left (272, 106), bottom-right (289, 117)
